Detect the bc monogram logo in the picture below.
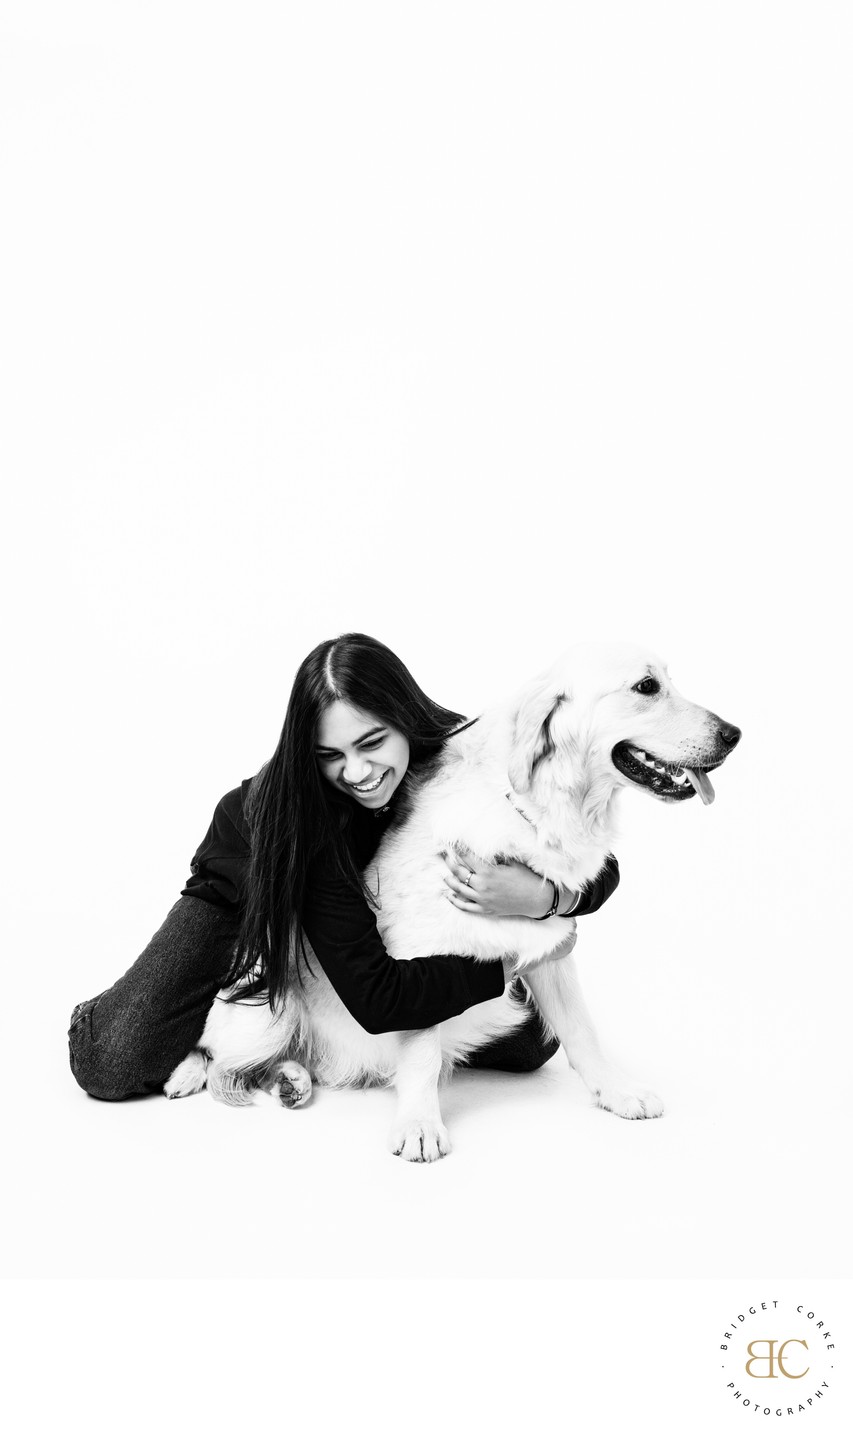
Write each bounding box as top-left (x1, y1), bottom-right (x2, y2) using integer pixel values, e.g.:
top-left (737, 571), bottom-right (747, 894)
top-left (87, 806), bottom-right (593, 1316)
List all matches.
top-left (745, 1340), bottom-right (809, 1380)
top-left (719, 1300), bottom-right (836, 1417)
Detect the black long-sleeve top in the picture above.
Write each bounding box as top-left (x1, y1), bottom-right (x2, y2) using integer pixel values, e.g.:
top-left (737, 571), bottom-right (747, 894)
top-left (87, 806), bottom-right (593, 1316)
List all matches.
top-left (181, 776), bottom-right (620, 1035)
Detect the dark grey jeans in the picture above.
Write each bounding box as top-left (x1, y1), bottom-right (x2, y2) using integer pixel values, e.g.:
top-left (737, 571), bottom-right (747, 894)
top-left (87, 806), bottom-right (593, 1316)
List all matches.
top-left (68, 897), bottom-right (241, 1100)
top-left (68, 896), bottom-right (558, 1100)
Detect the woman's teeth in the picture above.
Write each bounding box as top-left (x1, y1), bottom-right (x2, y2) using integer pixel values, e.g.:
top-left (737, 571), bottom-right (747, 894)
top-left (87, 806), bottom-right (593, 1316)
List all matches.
top-left (351, 771), bottom-right (387, 794)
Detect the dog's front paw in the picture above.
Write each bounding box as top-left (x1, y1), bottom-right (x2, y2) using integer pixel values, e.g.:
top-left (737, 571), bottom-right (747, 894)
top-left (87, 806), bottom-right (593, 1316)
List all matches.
top-left (389, 1120), bottom-right (451, 1162)
top-left (163, 1049), bottom-right (208, 1099)
top-left (596, 1081), bottom-right (664, 1120)
top-left (269, 1060), bottom-right (312, 1109)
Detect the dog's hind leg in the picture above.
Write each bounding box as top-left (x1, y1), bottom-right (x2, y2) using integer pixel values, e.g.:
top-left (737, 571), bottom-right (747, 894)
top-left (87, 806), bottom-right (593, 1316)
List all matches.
top-left (387, 1028), bottom-right (451, 1162)
top-left (267, 1060), bottom-right (313, 1109)
top-left (522, 957), bottom-right (664, 1120)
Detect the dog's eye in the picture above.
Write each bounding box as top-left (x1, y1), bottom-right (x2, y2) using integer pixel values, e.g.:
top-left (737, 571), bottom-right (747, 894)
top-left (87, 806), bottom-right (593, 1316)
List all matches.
top-left (632, 677), bottom-right (660, 696)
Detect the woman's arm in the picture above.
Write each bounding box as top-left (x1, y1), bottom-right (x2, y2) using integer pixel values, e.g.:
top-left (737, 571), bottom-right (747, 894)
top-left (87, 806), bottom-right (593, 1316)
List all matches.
top-left (302, 858), bottom-right (507, 1036)
top-left (442, 849), bottom-right (620, 919)
top-left (570, 852), bottom-right (620, 916)
top-left (181, 788), bottom-right (509, 1034)
top-left (180, 784), bottom-right (251, 910)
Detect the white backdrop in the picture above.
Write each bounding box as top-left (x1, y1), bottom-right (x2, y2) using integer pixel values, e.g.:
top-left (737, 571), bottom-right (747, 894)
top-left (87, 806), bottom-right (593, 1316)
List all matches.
top-left (2, 2), bottom-right (851, 1429)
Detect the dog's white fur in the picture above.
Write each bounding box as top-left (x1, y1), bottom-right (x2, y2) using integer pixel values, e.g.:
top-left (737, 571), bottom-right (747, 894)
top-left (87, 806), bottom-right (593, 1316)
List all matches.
top-left (165, 643), bottom-right (738, 1161)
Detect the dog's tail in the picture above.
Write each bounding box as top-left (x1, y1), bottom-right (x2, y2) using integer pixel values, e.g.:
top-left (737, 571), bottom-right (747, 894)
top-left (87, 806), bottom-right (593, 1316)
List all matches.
top-left (206, 1062), bottom-right (261, 1106)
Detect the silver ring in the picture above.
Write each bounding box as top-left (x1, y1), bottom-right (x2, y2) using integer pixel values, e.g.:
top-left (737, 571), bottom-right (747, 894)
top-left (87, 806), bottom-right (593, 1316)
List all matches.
top-left (464, 871), bottom-right (473, 887)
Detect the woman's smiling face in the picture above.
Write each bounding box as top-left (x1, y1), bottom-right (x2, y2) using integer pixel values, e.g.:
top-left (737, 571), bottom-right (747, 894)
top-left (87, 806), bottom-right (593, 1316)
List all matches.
top-left (314, 701), bottom-right (410, 808)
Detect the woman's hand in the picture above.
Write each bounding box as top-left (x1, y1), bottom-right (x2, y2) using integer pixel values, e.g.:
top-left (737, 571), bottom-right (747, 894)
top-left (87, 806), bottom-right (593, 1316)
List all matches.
top-left (442, 847), bottom-right (568, 919)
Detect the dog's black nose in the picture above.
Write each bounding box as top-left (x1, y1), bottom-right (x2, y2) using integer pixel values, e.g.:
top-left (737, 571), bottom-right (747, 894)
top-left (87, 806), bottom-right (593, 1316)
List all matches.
top-left (720, 723), bottom-right (742, 748)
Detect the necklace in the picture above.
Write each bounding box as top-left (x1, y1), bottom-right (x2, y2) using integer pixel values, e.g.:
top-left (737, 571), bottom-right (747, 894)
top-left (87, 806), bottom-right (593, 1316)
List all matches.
top-left (505, 790), bottom-right (536, 829)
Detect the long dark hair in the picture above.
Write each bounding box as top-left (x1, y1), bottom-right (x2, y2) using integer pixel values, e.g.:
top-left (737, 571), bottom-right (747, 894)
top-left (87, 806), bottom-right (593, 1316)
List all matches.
top-left (224, 633), bottom-right (466, 1011)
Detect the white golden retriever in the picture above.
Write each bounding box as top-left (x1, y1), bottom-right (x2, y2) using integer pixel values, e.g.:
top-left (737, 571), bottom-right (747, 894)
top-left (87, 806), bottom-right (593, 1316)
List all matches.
top-left (165, 643), bottom-right (740, 1161)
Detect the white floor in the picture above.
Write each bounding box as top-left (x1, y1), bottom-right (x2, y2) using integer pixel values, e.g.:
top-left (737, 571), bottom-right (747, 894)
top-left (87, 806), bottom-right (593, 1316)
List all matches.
top-left (37, 1060), bottom-right (840, 1282)
top-left (15, 894), bottom-right (847, 1283)
top-left (7, 760), bottom-right (846, 1285)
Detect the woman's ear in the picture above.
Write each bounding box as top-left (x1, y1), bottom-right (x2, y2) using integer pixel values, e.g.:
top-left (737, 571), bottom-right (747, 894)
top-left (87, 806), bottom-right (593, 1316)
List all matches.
top-left (507, 681), bottom-right (569, 793)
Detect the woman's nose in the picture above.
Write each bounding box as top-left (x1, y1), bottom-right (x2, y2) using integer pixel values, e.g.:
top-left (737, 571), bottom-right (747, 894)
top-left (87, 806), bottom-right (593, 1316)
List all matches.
top-left (342, 754), bottom-right (371, 784)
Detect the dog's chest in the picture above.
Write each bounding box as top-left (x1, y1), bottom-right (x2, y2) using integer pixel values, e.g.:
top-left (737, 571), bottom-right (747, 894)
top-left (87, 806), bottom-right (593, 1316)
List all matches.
top-left (365, 779), bottom-right (610, 964)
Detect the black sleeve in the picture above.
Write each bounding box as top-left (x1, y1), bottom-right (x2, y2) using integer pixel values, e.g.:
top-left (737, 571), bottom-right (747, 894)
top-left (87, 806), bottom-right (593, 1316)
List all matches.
top-left (180, 785), bottom-right (251, 912)
top-left (567, 853), bottom-right (620, 917)
top-left (302, 856), bottom-right (507, 1036)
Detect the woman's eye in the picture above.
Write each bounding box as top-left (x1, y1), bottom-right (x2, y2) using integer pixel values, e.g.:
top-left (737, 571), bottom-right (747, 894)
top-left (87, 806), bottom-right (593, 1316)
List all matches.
top-left (360, 739), bottom-right (383, 751)
top-left (632, 677), bottom-right (660, 696)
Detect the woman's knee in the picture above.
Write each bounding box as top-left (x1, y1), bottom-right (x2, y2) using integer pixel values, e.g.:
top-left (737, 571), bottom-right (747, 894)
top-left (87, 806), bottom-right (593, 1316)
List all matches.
top-left (67, 997), bottom-right (159, 1100)
top-left (464, 1018), bottom-right (560, 1074)
top-left (516, 1038), bottom-right (564, 1072)
top-left (505, 1028), bottom-right (561, 1073)
top-left (67, 897), bottom-right (234, 1100)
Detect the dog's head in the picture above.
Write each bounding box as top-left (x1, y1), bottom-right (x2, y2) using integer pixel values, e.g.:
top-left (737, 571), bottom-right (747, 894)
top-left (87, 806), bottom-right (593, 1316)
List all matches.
top-left (507, 642), bottom-right (741, 808)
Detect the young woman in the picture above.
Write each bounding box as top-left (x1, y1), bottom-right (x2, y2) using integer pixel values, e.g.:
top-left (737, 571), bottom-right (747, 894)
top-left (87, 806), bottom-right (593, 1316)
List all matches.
top-left (68, 633), bottom-right (620, 1101)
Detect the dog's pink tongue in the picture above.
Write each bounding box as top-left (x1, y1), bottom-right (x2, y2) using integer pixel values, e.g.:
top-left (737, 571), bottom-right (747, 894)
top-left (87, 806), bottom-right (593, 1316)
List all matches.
top-left (686, 769), bottom-right (715, 805)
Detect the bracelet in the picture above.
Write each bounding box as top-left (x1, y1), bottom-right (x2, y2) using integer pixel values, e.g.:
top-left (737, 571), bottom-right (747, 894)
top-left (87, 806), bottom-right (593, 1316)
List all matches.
top-left (558, 888), bottom-right (582, 917)
top-left (532, 879), bottom-right (560, 920)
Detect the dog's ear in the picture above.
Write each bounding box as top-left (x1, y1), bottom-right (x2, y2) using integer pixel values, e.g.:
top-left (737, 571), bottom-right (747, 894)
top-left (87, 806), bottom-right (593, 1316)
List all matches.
top-left (507, 682), bottom-right (569, 794)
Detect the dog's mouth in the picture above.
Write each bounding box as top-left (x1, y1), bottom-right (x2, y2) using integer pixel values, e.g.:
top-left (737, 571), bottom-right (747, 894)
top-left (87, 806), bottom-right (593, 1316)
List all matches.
top-left (611, 742), bottom-right (722, 805)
